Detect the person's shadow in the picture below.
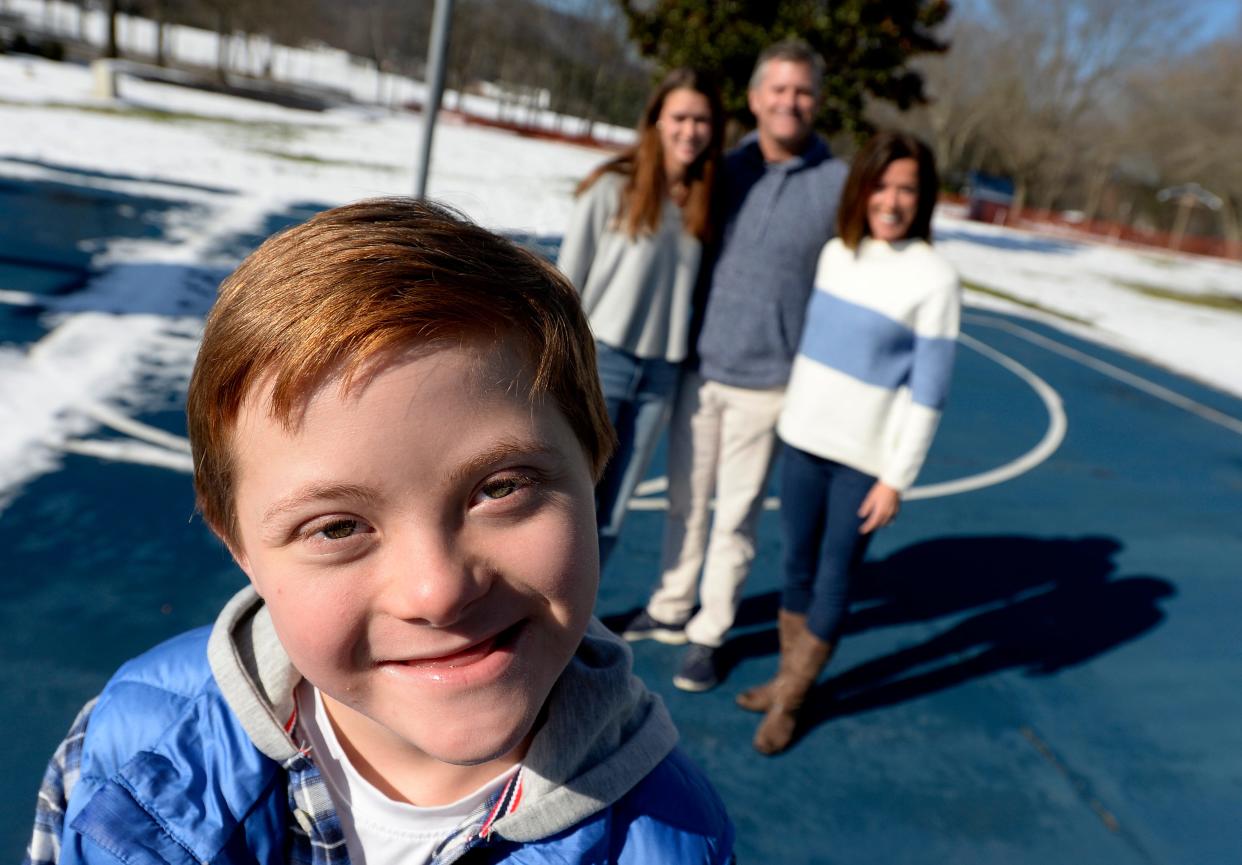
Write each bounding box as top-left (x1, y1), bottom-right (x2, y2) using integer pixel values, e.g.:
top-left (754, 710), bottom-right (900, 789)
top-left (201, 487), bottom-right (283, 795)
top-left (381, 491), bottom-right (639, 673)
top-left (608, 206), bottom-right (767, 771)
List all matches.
top-left (722, 535), bottom-right (1175, 747)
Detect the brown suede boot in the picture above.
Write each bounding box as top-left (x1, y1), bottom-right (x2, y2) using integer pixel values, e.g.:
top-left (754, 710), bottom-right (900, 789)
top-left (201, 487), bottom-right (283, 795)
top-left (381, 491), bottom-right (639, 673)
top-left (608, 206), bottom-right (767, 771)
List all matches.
top-left (752, 630), bottom-right (834, 755)
top-left (736, 609), bottom-right (808, 713)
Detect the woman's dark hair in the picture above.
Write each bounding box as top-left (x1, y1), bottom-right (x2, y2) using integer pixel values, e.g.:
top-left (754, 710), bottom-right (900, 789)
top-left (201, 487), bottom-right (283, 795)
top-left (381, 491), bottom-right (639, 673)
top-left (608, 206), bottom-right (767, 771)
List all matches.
top-left (577, 68), bottom-right (724, 242)
top-left (837, 131), bottom-right (938, 250)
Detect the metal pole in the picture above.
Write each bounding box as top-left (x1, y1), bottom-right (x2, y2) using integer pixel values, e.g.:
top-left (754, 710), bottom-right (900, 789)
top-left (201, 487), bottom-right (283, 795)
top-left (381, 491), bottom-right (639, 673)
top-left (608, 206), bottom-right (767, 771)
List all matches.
top-left (414, 0), bottom-right (453, 199)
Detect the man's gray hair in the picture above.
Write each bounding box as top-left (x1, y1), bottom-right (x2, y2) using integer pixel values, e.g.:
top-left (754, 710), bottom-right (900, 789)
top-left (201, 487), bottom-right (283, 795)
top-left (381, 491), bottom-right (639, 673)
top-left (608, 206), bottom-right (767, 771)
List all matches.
top-left (748, 39), bottom-right (825, 93)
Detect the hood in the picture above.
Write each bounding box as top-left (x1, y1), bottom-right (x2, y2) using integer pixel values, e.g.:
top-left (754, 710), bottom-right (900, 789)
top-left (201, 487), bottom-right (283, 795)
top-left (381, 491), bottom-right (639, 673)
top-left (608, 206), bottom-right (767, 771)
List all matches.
top-left (734, 129), bottom-right (830, 172)
top-left (206, 586), bottom-right (679, 844)
top-left (207, 586), bottom-right (303, 764)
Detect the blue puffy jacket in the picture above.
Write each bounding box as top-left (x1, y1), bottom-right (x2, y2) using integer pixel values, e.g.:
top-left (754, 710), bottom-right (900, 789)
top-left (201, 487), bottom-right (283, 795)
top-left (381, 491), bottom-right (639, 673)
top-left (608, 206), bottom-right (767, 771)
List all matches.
top-left (32, 610), bottom-right (734, 865)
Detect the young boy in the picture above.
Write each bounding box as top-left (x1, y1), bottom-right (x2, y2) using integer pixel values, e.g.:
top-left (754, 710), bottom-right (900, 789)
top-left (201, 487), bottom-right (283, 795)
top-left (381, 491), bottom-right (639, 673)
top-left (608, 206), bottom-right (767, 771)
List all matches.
top-left (25, 199), bottom-right (734, 865)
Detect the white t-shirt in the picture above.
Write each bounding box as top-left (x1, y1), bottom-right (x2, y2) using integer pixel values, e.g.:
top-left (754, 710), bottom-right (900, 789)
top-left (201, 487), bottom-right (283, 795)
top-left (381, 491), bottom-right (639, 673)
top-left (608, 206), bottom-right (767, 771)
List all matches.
top-left (294, 680), bottom-right (520, 865)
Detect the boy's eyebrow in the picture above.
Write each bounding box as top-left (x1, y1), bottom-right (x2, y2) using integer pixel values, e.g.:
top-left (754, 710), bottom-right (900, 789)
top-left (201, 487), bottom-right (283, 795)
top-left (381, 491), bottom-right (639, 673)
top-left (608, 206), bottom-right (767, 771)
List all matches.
top-left (447, 437), bottom-right (557, 484)
top-left (260, 440), bottom-right (557, 526)
top-left (261, 482), bottom-right (379, 528)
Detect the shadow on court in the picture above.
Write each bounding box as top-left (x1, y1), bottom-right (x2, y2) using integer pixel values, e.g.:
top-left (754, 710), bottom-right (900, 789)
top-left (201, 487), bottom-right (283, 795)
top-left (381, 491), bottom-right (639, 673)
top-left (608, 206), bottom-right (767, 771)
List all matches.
top-left (603, 535), bottom-right (1176, 749)
top-left (0, 155), bottom-right (236, 195)
top-left (718, 535), bottom-right (1175, 748)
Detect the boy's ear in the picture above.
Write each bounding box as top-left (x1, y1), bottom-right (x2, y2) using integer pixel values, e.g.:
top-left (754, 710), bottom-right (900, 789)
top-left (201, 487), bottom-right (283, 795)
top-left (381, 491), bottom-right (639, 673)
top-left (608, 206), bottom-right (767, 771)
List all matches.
top-left (225, 542), bottom-right (260, 593)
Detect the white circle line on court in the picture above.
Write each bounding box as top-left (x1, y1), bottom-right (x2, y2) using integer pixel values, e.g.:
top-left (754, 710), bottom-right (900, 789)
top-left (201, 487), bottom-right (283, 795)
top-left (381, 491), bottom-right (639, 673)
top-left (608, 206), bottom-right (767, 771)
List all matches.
top-left (630, 329), bottom-right (1069, 508)
top-left (905, 331), bottom-right (1067, 500)
top-left (56, 324), bottom-right (1068, 501)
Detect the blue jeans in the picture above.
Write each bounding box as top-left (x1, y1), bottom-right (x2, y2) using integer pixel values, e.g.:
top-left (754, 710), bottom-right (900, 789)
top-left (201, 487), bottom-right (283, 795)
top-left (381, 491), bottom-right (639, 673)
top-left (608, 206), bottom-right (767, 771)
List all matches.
top-left (779, 443), bottom-right (876, 642)
top-left (595, 341), bottom-right (681, 565)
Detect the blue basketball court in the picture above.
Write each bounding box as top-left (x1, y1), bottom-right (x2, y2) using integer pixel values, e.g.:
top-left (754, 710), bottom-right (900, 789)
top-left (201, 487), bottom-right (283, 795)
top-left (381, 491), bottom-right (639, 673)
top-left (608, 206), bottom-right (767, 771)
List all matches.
top-left (2, 186), bottom-right (1240, 863)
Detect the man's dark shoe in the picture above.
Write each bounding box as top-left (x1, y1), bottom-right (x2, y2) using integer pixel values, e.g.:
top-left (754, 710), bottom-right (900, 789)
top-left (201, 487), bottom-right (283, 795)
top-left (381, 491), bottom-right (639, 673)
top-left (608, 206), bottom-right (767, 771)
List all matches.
top-left (620, 610), bottom-right (688, 645)
top-left (673, 643), bottom-right (720, 692)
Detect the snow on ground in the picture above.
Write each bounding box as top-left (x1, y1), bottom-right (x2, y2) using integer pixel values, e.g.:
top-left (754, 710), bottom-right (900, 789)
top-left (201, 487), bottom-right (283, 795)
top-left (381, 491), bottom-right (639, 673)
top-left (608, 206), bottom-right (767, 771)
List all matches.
top-left (0, 51), bottom-right (1240, 510)
top-left (933, 217), bottom-right (1242, 398)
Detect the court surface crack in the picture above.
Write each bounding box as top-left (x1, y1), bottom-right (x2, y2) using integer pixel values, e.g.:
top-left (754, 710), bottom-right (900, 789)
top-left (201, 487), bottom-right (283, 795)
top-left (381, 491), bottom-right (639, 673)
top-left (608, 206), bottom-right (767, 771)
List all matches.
top-left (1020, 724), bottom-right (1159, 863)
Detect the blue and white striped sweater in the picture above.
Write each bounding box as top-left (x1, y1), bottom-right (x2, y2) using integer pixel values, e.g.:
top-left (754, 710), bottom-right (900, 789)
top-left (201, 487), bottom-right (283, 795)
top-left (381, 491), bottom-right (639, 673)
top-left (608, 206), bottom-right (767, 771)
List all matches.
top-left (778, 237), bottom-right (960, 490)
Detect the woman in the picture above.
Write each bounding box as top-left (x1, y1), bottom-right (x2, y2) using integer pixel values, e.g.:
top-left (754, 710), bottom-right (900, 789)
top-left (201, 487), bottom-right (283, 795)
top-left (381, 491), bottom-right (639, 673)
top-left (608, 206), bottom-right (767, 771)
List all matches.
top-left (737, 131), bottom-right (960, 754)
top-left (557, 68), bottom-right (723, 565)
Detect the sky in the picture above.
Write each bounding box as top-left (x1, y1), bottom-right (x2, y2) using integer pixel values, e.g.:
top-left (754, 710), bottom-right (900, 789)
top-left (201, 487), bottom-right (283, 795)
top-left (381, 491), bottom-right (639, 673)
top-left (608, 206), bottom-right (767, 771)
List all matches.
top-left (944, 0), bottom-right (1238, 50)
top-left (1193, 0), bottom-right (1241, 40)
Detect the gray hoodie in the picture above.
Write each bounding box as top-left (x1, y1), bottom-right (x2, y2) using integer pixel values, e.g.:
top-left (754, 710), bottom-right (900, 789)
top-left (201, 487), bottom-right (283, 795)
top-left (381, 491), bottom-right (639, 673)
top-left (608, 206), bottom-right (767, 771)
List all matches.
top-left (206, 586), bottom-right (683, 844)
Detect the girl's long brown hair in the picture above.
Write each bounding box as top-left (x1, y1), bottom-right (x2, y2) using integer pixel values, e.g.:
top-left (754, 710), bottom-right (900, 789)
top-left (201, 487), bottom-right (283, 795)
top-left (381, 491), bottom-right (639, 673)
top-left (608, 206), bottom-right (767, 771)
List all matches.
top-left (576, 68), bottom-right (724, 243)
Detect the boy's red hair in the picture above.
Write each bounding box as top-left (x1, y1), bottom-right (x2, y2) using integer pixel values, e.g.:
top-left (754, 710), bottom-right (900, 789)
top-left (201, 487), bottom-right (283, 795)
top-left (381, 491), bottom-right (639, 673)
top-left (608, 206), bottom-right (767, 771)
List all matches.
top-left (187, 198), bottom-right (615, 547)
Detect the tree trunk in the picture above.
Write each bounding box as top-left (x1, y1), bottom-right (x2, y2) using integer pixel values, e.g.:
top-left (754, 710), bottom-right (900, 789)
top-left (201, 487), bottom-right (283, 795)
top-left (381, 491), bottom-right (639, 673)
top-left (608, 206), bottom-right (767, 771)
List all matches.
top-left (105, 0), bottom-right (119, 58)
top-left (215, 11), bottom-right (229, 82)
top-left (583, 65), bottom-right (605, 141)
top-left (1083, 166), bottom-right (1109, 224)
top-left (1010, 178), bottom-right (1028, 226)
top-left (1219, 197), bottom-right (1241, 260)
top-left (1169, 197), bottom-right (1193, 250)
top-left (154, 0), bottom-right (167, 67)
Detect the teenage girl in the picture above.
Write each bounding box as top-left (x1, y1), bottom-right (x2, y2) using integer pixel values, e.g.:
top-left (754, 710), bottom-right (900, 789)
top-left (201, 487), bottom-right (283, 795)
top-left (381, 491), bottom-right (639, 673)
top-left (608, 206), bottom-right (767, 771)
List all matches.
top-left (558, 69), bottom-right (723, 565)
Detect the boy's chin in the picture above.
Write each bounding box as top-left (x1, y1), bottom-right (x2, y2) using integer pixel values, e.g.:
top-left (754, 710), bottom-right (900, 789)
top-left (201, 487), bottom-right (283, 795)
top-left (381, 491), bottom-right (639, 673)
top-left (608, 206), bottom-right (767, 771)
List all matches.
top-left (420, 711), bottom-right (539, 769)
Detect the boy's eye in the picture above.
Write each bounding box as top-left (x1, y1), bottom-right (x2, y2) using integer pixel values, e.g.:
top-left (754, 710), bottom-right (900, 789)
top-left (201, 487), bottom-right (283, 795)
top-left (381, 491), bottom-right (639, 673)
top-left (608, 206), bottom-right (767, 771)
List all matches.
top-left (319, 519), bottom-right (359, 540)
top-left (479, 475), bottom-right (530, 501)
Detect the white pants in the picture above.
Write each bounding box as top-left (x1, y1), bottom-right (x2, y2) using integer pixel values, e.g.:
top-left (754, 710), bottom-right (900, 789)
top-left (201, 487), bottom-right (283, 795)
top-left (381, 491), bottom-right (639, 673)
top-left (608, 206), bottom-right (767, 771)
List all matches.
top-left (647, 371), bottom-right (784, 647)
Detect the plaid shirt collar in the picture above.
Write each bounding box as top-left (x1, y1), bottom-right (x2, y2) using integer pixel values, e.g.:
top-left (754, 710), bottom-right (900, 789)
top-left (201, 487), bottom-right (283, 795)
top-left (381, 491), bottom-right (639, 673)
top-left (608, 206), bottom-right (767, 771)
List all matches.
top-left (283, 750), bottom-right (524, 865)
top-left (25, 697), bottom-right (525, 865)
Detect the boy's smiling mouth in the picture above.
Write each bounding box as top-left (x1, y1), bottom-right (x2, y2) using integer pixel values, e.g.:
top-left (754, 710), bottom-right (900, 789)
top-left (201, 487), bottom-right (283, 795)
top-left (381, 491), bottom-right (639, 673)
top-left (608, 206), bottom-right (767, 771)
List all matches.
top-left (380, 621), bottom-right (526, 678)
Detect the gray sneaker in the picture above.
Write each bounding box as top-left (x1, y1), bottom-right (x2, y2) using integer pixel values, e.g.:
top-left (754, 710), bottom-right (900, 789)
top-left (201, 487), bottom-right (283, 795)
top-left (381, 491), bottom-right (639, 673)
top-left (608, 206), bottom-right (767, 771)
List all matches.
top-left (672, 643), bottom-right (720, 692)
top-left (620, 610), bottom-right (688, 645)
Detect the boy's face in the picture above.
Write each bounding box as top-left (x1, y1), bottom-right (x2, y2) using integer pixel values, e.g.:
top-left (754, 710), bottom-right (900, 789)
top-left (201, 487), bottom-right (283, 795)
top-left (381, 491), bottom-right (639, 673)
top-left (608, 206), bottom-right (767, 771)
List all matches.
top-left (229, 337), bottom-right (598, 775)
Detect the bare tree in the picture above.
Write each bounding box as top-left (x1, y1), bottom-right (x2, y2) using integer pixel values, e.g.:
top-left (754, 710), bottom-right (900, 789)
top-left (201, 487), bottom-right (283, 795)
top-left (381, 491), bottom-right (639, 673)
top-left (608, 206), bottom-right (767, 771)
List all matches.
top-left (981, 0), bottom-right (1193, 215)
top-left (869, 16), bottom-right (999, 184)
top-left (879, 0), bottom-right (1195, 220)
top-left (1129, 35), bottom-right (1242, 251)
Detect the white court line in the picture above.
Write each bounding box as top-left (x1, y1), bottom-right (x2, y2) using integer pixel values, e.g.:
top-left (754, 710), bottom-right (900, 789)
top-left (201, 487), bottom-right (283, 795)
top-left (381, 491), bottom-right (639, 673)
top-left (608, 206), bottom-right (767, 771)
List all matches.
top-left (81, 402), bottom-right (193, 453)
top-left (61, 438), bottom-right (194, 472)
top-left (48, 403), bottom-right (194, 473)
top-left (629, 330), bottom-right (1069, 508)
top-left (964, 312), bottom-right (1242, 437)
top-left (0, 288), bottom-right (42, 307)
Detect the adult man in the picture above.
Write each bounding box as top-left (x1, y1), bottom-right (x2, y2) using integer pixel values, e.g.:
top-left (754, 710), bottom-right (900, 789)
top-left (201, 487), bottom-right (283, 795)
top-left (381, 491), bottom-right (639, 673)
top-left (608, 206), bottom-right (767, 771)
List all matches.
top-left (622, 40), bottom-right (848, 692)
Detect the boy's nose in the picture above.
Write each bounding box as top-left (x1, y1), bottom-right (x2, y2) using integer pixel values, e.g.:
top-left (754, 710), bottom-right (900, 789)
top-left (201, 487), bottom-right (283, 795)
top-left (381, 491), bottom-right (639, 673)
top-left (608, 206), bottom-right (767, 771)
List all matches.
top-left (382, 530), bottom-right (491, 627)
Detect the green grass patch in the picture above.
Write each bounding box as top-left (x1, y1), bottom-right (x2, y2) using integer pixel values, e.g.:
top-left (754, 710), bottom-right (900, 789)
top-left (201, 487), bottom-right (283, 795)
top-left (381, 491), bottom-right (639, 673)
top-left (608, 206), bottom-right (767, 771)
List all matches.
top-left (0, 97), bottom-right (311, 139)
top-left (1138, 254), bottom-right (1183, 270)
top-left (1113, 280), bottom-right (1242, 314)
top-left (961, 279), bottom-right (1094, 326)
top-left (248, 148), bottom-right (399, 173)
